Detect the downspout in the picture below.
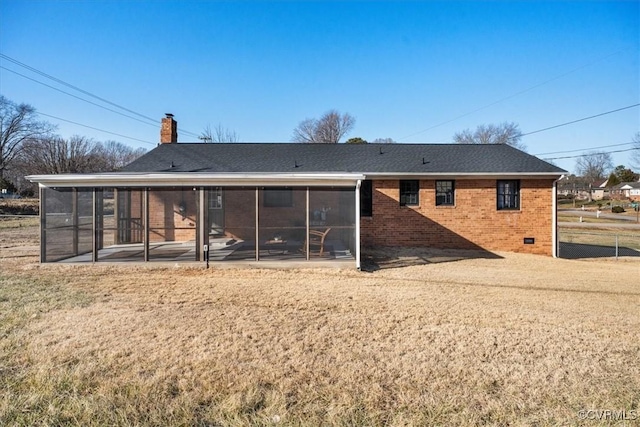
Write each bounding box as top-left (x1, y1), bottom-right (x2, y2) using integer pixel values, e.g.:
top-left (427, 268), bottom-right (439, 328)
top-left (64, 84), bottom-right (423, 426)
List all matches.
top-left (552, 178), bottom-right (559, 258)
top-left (355, 180), bottom-right (361, 270)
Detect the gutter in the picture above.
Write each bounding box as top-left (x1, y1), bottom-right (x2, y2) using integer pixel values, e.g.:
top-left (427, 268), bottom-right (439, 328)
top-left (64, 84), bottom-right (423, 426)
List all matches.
top-left (25, 172), bottom-right (366, 188)
top-left (364, 172), bottom-right (566, 180)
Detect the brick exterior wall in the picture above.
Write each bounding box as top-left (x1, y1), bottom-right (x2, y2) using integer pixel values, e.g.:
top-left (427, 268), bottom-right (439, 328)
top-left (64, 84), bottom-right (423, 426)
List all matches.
top-left (360, 179), bottom-right (556, 256)
top-left (148, 189), bottom-right (197, 242)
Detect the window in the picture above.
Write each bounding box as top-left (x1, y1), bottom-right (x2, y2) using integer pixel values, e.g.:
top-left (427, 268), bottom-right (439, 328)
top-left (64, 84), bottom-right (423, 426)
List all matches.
top-left (360, 180), bottom-right (373, 217)
top-left (264, 188), bottom-right (293, 207)
top-left (497, 180), bottom-right (520, 210)
top-left (400, 180), bottom-right (419, 206)
top-left (209, 187), bottom-right (223, 209)
top-left (436, 180), bottom-right (455, 206)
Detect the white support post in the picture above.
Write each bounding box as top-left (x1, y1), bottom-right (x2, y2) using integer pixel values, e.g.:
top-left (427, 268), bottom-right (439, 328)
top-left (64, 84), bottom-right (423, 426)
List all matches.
top-left (39, 185), bottom-right (46, 263)
top-left (306, 187), bottom-right (310, 261)
top-left (355, 180), bottom-right (361, 270)
top-left (552, 179), bottom-right (558, 258)
top-left (198, 187), bottom-right (206, 262)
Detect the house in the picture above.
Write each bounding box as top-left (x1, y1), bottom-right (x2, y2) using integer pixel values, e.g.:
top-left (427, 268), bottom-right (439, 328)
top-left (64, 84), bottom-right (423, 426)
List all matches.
top-left (591, 178), bottom-right (610, 201)
top-left (556, 175), bottom-right (590, 200)
top-left (610, 182), bottom-right (640, 201)
top-left (26, 114), bottom-right (566, 268)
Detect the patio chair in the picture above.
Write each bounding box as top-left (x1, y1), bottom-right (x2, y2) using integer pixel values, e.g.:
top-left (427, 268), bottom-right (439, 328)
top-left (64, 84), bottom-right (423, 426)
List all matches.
top-left (304, 228), bottom-right (332, 257)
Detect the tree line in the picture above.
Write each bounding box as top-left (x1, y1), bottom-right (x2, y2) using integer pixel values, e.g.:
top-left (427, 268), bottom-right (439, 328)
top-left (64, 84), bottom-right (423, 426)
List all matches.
top-left (0, 95), bottom-right (146, 195)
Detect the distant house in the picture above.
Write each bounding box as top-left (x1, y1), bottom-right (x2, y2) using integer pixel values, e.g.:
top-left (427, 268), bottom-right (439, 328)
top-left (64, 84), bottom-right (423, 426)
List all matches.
top-left (591, 178), bottom-right (610, 201)
top-left (26, 115), bottom-right (566, 268)
top-left (556, 175), bottom-right (590, 200)
top-left (610, 182), bottom-right (640, 201)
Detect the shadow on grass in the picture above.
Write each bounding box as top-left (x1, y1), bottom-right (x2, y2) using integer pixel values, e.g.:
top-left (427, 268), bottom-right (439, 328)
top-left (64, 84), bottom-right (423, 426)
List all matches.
top-left (559, 242), bottom-right (640, 259)
top-left (360, 247), bottom-right (502, 272)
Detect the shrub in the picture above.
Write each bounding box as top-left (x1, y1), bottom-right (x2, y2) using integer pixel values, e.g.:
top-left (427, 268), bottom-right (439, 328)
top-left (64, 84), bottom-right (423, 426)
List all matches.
top-left (611, 206), bottom-right (625, 213)
top-left (0, 177), bottom-right (17, 194)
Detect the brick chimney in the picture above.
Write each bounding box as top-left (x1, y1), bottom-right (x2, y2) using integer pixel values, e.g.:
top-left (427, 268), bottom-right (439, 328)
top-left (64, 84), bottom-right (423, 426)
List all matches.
top-left (160, 113), bottom-right (178, 144)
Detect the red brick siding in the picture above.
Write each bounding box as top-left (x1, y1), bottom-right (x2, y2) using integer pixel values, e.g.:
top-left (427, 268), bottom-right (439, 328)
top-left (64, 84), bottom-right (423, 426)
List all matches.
top-left (223, 189), bottom-right (256, 240)
top-left (148, 190), bottom-right (197, 242)
top-left (360, 179), bottom-right (555, 255)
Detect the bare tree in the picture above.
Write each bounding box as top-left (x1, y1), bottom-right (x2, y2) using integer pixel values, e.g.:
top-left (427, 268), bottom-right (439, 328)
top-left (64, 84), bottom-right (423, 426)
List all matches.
top-left (92, 140), bottom-right (147, 171)
top-left (292, 118), bottom-right (317, 143)
top-left (292, 110), bottom-right (355, 143)
top-left (16, 136), bottom-right (145, 175)
top-left (199, 124), bottom-right (238, 143)
top-left (575, 151), bottom-right (614, 183)
top-left (371, 137), bottom-right (397, 144)
top-left (0, 95), bottom-right (54, 178)
top-left (631, 132), bottom-right (640, 170)
top-left (17, 135), bottom-right (97, 174)
top-left (453, 122), bottom-right (525, 150)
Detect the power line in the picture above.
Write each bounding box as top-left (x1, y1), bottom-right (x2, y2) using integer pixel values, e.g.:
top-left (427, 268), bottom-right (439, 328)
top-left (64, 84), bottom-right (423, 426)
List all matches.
top-left (37, 112), bottom-right (156, 146)
top-left (543, 147), bottom-right (638, 161)
top-left (399, 49), bottom-right (626, 141)
top-left (518, 104), bottom-right (640, 138)
top-left (177, 128), bottom-right (202, 139)
top-left (1, 66), bottom-right (159, 128)
top-left (0, 53), bottom-right (158, 124)
top-left (0, 53), bottom-right (202, 139)
top-left (534, 141), bottom-right (635, 156)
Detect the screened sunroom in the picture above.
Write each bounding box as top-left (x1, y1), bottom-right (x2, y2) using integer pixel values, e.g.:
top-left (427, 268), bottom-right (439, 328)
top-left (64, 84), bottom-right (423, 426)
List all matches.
top-left (27, 173), bottom-right (364, 268)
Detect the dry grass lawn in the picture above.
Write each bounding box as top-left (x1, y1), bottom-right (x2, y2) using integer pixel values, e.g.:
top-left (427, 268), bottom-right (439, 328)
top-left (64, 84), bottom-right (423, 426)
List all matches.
top-left (1, 218), bottom-right (639, 426)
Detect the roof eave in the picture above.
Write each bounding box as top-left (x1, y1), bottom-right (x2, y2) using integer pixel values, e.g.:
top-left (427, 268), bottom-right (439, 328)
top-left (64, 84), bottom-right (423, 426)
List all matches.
top-left (364, 172), bottom-right (566, 180)
top-left (26, 171), bottom-right (566, 188)
top-left (25, 172), bottom-right (367, 188)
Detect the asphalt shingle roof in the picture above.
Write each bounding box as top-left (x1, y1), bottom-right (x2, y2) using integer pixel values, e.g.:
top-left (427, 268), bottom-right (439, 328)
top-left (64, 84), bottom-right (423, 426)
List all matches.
top-left (122, 143), bottom-right (566, 175)
top-left (612, 182), bottom-right (640, 189)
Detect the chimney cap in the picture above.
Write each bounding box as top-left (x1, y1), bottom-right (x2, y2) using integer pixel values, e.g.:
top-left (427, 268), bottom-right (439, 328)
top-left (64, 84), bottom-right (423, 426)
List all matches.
top-left (165, 113), bottom-right (174, 118)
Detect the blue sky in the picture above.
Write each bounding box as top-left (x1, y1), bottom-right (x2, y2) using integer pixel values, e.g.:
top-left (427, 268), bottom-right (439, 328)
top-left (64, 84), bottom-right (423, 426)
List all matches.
top-left (1, 0), bottom-right (638, 173)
